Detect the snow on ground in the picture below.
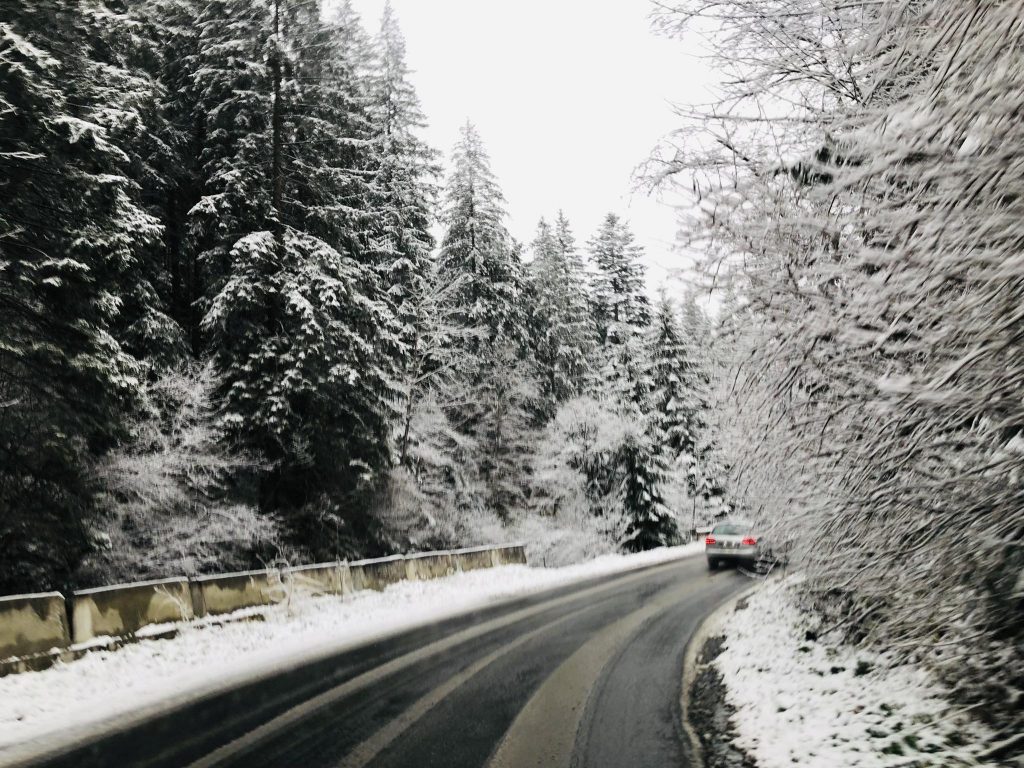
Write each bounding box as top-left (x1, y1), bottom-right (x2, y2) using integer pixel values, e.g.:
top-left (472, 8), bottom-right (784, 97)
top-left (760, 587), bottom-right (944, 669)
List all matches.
top-left (716, 577), bottom-right (994, 768)
top-left (0, 543), bottom-right (700, 753)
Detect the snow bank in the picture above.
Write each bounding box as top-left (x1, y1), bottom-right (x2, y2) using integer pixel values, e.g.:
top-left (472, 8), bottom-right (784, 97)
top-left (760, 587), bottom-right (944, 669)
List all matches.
top-left (716, 578), bottom-right (994, 767)
top-left (0, 543), bottom-right (700, 752)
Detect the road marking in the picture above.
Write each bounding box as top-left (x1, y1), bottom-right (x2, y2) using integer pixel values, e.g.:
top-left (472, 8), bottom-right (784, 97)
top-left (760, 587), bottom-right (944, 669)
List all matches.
top-left (187, 558), bottom-right (697, 767)
top-left (336, 605), bottom-right (592, 768)
top-left (485, 579), bottom-right (703, 768)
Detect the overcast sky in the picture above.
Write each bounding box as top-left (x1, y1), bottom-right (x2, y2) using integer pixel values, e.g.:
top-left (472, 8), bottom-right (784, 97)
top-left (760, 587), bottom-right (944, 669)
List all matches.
top-left (350, 0), bottom-right (715, 294)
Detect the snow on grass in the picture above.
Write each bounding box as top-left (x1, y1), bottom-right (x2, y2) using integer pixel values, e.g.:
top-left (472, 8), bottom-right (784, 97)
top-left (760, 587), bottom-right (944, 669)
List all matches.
top-left (717, 577), bottom-right (994, 768)
top-left (0, 543), bottom-right (700, 753)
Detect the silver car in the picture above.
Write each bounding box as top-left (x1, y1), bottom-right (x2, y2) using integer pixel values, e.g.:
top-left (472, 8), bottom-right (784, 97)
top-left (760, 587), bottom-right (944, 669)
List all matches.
top-left (705, 522), bottom-right (760, 570)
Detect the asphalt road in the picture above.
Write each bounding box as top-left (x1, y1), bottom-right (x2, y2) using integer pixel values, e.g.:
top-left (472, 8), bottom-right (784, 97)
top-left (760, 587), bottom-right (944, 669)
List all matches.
top-left (14, 556), bottom-right (749, 768)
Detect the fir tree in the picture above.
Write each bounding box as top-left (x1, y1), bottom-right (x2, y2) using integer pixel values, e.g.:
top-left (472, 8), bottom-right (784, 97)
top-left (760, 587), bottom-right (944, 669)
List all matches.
top-left (588, 213), bottom-right (650, 345)
top-left (82, 0), bottom-right (190, 367)
top-left (197, 0), bottom-right (399, 553)
top-left (0, 0), bottom-right (151, 590)
top-left (589, 213), bottom-right (653, 407)
top-left (368, 0), bottom-right (437, 340)
top-left (437, 122), bottom-right (534, 517)
top-left (620, 432), bottom-right (678, 552)
top-left (586, 215), bottom-right (678, 549)
top-left (438, 121), bottom-right (523, 345)
top-left (528, 214), bottom-right (594, 416)
top-left (648, 292), bottom-right (704, 459)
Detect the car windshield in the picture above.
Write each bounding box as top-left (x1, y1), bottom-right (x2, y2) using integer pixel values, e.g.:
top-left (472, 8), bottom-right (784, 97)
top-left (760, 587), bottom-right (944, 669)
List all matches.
top-left (712, 523), bottom-right (749, 536)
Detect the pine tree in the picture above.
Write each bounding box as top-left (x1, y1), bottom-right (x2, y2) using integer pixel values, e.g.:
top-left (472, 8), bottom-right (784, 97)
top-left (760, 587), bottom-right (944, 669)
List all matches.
top-left (588, 213), bottom-right (650, 345)
top-left (196, 0), bottom-right (400, 553)
top-left (438, 121), bottom-right (523, 345)
top-left (368, 0), bottom-right (437, 344)
top-left (0, 0), bottom-right (152, 590)
top-left (437, 122), bottom-right (534, 517)
top-left (187, 0), bottom-right (274, 291)
top-left (528, 213), bottom-right (594, 416)
top-left (130, 0), bottom-right (208, 354)
top-left (82, 0), bottom-right (190, 367)
top-left (648, 293), bottom-right (704, 459)
top-left (585, 214), bottom-right (677, 549)
top-left (366, 0), bottom-right (440, 479)
top-left (620, 432), bottom-right (678, 552)
top-left (589, 213), bottom-right (653, 407)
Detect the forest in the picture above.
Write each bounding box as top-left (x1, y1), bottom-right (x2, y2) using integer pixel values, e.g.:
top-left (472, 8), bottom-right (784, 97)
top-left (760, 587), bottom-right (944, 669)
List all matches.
top-left (4, 0), bottom-right (1023, 752)
top-left (0, 0), bottom-right (725, 596)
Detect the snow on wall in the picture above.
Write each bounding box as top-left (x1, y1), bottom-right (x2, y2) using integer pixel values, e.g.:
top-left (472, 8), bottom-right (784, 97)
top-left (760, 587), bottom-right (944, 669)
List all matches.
top-left (0, 544), bottom-right (529, 667)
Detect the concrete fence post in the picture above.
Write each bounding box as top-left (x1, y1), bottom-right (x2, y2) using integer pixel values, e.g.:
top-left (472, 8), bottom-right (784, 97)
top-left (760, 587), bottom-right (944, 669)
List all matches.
top-left (71, 578), bottom-right (193, 645)
top-left (0, 592), bottom-right (70, 666)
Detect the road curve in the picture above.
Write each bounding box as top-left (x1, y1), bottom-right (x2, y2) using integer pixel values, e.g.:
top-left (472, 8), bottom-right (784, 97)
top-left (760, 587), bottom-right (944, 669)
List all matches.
top-left (10, 557), bottom-right (748, 768)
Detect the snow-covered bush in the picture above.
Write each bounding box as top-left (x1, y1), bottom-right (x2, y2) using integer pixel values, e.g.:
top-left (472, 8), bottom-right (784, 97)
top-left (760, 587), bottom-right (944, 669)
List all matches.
top-left (530, 396), bottom-right (646, 545)
top-left (81, 365), bottom-right (283, 584)
top-left (653, 0), bottom-right (1024, 748)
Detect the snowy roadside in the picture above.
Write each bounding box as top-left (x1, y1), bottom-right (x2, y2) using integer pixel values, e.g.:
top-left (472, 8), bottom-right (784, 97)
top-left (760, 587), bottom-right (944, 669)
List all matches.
top-left (712, 577), bottom-right (995, 768)
top-left (0, 542), bottom-right (700, 752)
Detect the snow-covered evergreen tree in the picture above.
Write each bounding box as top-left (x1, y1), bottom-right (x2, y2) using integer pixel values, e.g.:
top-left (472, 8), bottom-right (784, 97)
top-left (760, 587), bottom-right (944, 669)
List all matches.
top-left (194, 1), bottom-right (399, 556)
top-left (648, 293), bottom-right (704, 458)
top-left (585, 214), bottom-right (677, 549)
top-left (528, 214), bottom-right (595, 417)
top-left (79, 0), bottom-right (188, 368)
top-left (438, 122), bottom-right (524, 345)
top-left (588, 213), bottom-right (650, 344)
top-left (0, 0), bottom-right (153, 590)
top-left (437, 122), bottom-right (535, 518)
top-left (367, 0), bottom-right (437, 347)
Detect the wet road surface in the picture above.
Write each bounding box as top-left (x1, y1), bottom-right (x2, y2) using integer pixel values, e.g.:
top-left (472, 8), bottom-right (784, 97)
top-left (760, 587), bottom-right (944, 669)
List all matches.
top-left (12, 557), bottom-right (748, 768)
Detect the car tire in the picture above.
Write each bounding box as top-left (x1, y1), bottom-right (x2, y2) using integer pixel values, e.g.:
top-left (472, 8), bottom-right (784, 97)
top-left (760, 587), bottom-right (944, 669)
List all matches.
top-left (707, 558), bottom-right (718, 571)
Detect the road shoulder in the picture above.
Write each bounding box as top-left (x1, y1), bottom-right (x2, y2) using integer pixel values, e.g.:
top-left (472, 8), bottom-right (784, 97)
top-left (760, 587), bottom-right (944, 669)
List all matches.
top-left (693, 577), bottom-right (997, 768)
top-left (682, 579), bottom-right (759, 768)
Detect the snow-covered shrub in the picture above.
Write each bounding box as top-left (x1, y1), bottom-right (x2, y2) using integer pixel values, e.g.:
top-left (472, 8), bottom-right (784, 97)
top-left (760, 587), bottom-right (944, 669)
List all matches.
top-left (530, 396), bottom-right (642, 545)
top-left (377, 394), bottom-right (644, 564)
top-left (80, 365), bottom-right (283, 584)
top-left (654, 0), bottom-right (1024, 747)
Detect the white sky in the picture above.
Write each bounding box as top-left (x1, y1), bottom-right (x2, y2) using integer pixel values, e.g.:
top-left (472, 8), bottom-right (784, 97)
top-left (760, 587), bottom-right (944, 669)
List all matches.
top-left (350, 0), bottom-right (716, 295)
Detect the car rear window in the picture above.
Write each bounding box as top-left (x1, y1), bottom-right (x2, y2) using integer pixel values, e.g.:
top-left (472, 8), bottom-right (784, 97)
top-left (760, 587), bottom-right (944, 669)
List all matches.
top-left (712, 523), bottom-right (749, 535)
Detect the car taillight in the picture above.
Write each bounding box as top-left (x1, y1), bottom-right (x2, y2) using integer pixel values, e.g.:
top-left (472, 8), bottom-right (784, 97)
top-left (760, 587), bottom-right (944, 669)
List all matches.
top-left (705, 536), bottom-right (716, 545)
top-left (742, 537), bottom-right (757, 546)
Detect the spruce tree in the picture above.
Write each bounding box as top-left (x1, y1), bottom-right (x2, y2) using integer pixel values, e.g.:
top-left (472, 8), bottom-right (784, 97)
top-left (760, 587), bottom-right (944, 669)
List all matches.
top-left (82, 0), bottom-right (190, 367)
top-left (438, 122), bottom-right (523, 345)
top-left (367, 1), bottom-right (440, 476)
top-left (197, 0), bottom-right (399, 553)
top-left (528, 214), bottom-right (594, 417)
top-left (586, 214), bottom-right (678, 549)
top-left (588, 213), bottom-right (650, 345)
top-left (0, 0), bottom-right (151, 590)
top-left (437, 122), bottom-right (533, 517)
top-left (620, 433), bottom-right (677, 552)
top-left (589, 215), bottom-right (652, 407)
top-left (368, 0), bottom-right (437, 339)
top-left (648, 293), bottom-right (704, 459)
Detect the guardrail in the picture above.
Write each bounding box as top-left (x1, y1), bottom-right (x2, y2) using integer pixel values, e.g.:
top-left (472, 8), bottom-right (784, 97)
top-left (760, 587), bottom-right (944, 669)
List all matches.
top-left (0, 543), bottom-right (527, 676)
